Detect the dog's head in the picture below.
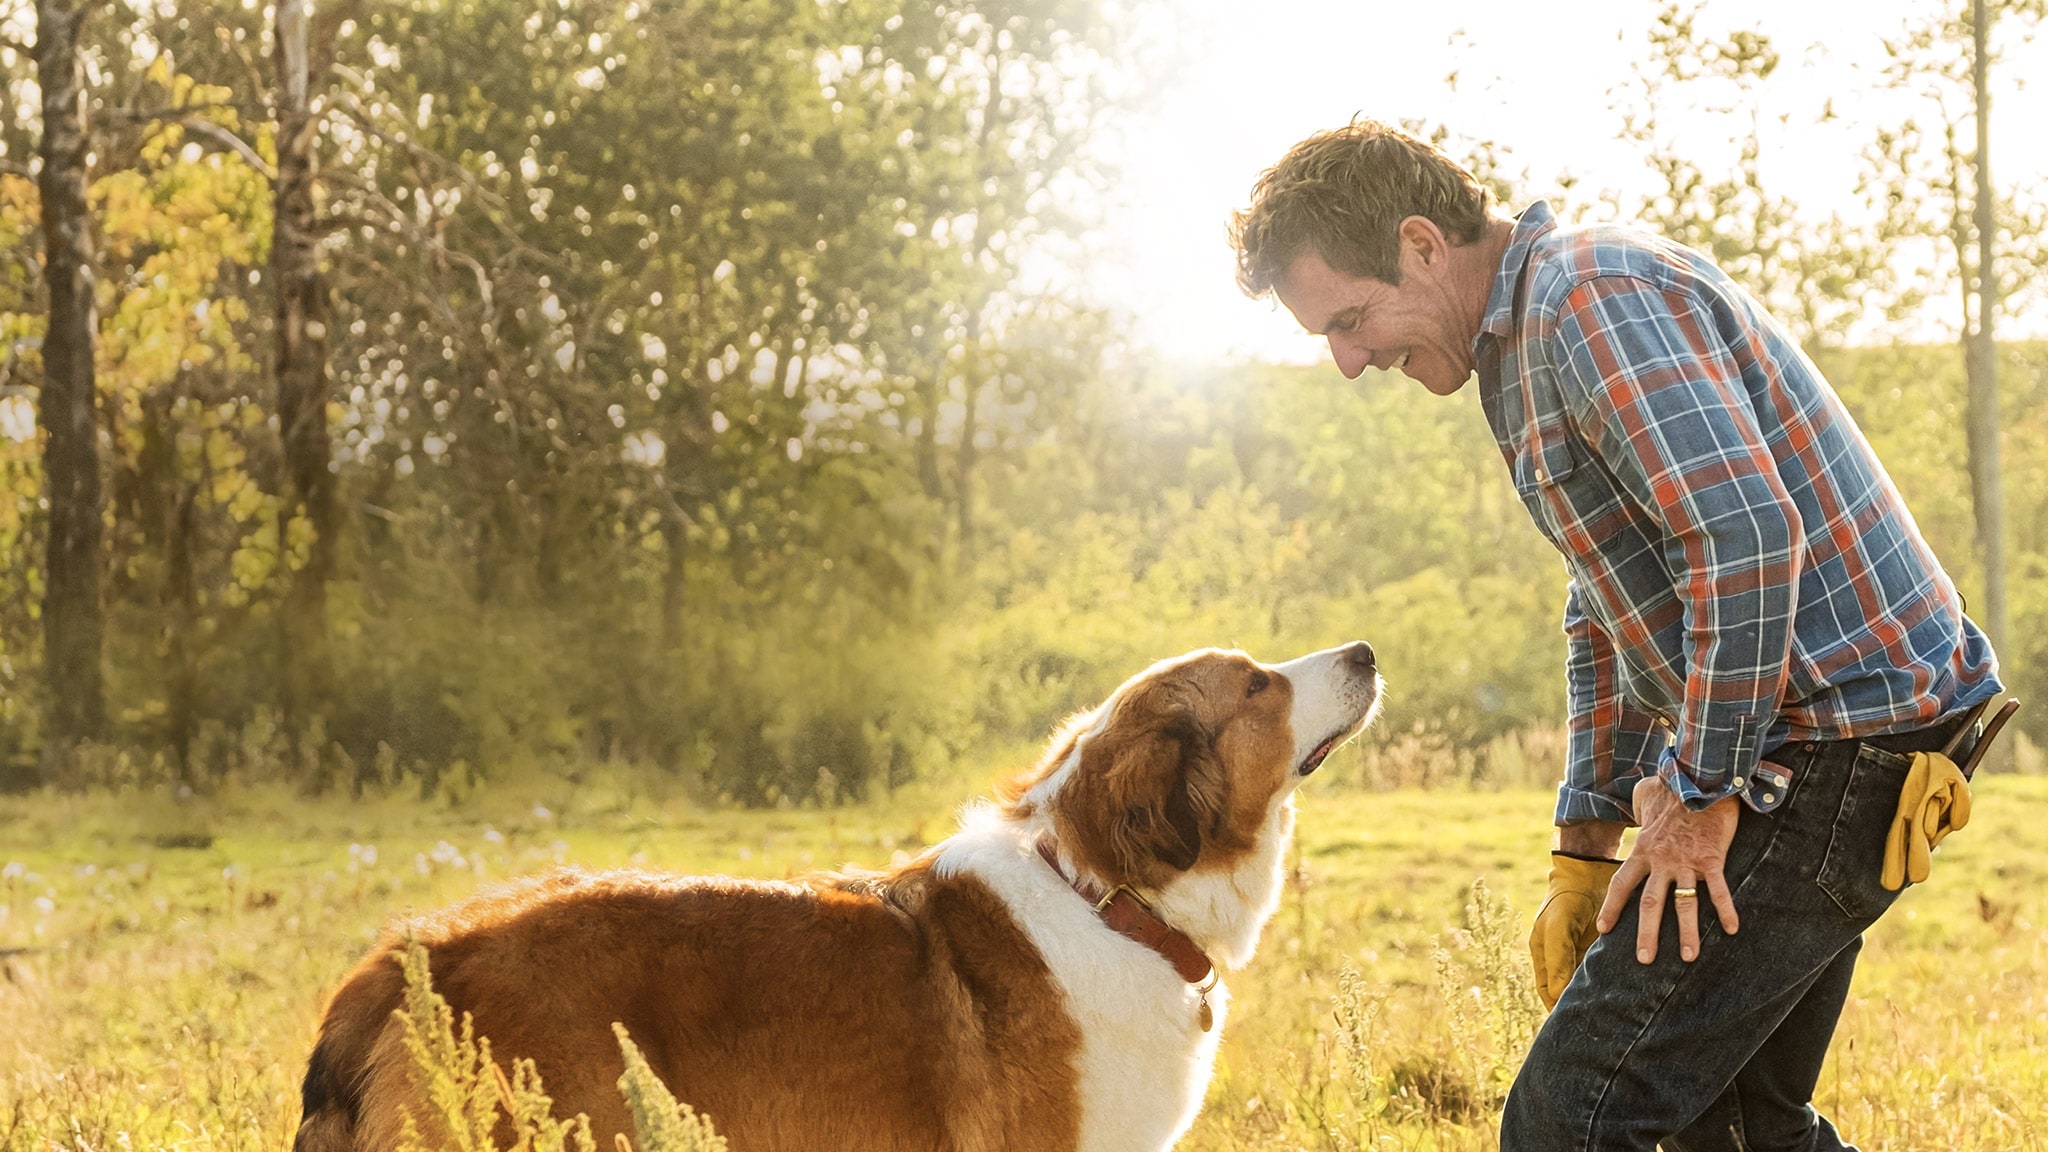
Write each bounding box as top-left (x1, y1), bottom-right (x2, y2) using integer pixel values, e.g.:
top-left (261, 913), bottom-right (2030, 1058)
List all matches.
top-left (1005, 642), bottom-right (1379, 894)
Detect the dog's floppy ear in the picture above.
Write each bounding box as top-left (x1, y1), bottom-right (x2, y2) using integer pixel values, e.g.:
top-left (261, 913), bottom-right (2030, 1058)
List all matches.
top-left (1059, 688), bottom-right (1221, 882)
top-left (1122, 715), bottom-right (1206, 871)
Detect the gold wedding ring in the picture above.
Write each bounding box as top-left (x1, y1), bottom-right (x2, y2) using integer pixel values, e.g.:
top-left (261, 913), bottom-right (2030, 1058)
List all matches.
top-left (1672, 887), bottom-right (1699, 899)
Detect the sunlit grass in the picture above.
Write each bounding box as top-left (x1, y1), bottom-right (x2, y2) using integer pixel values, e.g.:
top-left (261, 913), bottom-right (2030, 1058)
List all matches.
top-left (3, 764), bottom-right (2045, 1150)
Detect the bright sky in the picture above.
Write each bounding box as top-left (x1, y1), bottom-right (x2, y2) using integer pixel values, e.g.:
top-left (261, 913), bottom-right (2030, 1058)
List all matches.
top-left (1091, 0), bottom-right (2048, 364)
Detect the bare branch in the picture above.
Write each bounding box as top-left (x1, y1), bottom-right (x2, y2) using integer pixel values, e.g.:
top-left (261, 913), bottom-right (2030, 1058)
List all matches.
top-left (106, 102), bottom-right (268, 121)
top-left (174, 116), bottom-right (276, 180)
top-left (321, 77), bottom-right (548, 247)
top-left (649, 470), bottom-right (700, 530)
top-left (443, 247), bottom-right (496, 313)
top-left (321, 77), bottom-right (552, 265)
top-left (0, 34), bottom-right (33, 54)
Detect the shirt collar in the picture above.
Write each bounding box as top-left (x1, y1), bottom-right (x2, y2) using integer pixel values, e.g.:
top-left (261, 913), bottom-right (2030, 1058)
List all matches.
top-left (1476, 200), bottom-right (1559, 344)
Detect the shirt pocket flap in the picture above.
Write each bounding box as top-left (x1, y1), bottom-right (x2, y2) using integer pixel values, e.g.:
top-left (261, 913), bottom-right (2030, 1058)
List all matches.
top-left (1512, 427), bottom-right (1583, 496)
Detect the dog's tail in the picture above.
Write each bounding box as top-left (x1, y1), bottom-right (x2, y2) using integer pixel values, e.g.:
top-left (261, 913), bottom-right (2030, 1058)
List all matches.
top-left (293, 952), bottom-right (406, 1152)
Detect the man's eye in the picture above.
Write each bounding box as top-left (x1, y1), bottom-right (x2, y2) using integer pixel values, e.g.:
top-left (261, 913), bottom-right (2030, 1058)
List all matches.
top-left (1247, 671), bottom-right (1270, 697)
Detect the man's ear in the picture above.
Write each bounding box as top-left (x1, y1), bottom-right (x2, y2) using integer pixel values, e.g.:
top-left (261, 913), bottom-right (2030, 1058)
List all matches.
top-left (1398, 214), bottom-right (1448, 271)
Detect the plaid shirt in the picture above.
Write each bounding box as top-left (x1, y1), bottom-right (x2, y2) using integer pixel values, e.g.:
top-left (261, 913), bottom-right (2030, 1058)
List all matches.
top-left (1475, 201), bottom-right (2003, 826)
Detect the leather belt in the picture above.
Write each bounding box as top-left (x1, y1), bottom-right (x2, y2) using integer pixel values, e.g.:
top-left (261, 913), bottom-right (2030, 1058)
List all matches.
top-left (1824, 698), bottom-right (2021, 780)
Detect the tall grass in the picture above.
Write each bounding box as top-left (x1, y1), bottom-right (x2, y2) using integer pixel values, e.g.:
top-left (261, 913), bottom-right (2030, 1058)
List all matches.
top-left (3, 774), bottom-right (2047, 1150)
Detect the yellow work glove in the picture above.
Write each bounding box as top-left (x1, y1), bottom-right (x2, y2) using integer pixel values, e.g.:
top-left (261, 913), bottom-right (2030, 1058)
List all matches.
top-left (1881, 751), bottom-right (1972, 891)
top-left (1529, 852), bottom-right (1621, 1009)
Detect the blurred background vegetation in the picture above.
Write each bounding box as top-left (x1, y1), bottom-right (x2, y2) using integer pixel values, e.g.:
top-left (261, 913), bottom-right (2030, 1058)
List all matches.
top-left (0, 0), bottom-right (2041, 801)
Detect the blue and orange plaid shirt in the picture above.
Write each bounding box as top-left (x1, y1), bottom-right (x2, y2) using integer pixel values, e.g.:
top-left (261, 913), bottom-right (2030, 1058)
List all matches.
top-left (1476, 201), bottom-right (2003, 826)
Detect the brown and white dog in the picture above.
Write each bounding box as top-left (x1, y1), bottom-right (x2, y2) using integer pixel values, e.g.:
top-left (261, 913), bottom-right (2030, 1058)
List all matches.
top-left (294, 642), bottom-right (1379, 1152)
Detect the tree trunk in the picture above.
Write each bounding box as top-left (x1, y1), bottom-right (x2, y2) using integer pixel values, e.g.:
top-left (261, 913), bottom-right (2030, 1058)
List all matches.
top-left (1967, 0), bottom-right (2011, 770)
top-left (164, 464), bottom-right (199, 784)
top-left (273, 0), bottom-right (337, 750)
top-left (954, 319), bottom-right (982, 570)
top-left (661, 516), bottom-right (686, 654)
top-left (138, 388), bottom-right (198, 781)
top-left (34, 0), bottom-right (106, 783)
top-left (914, 364), bottom-right (943, 501)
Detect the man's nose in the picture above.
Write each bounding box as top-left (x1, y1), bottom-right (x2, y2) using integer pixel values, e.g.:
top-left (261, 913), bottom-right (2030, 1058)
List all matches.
top-left (1328, 335), bottom-right (1367, 380)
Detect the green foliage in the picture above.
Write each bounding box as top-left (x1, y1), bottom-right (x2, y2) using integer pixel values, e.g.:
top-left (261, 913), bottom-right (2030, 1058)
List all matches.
top-left (1603, 1), bottom-right (1893, 351)
top-left (0, 0), bottom-right (2042, 798)
top-left (612, 1025), bottom-right (727, 1152)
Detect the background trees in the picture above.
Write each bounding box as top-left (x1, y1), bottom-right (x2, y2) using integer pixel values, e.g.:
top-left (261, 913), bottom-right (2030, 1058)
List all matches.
top-left (0, 0), bottom-right (2040, 794)
top-left (1861, 0), bottom-right (2047, 760)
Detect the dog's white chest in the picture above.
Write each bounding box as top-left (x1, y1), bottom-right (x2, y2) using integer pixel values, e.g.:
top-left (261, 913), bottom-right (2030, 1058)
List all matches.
top-left (937, 823), bottom-right (1227, 1152)
top-left (1064, 976), bottom-right (1225, 1152)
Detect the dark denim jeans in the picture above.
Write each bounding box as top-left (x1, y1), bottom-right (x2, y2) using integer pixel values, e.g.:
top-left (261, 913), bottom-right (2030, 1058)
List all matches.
top-left (1500, 716), bottom-right (1974, 1152)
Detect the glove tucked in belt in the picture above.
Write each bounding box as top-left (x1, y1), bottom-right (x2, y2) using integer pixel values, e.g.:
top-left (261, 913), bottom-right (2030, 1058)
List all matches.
top-left (1881, 752), bottom-right (1970, 891)
top-left (1878, 698), bottom-right (2020, 891)
top-left (1529, 852), bottom-right (1620, 1009)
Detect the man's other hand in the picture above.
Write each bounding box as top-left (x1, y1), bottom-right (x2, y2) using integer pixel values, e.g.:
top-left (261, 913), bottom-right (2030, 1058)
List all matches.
top-left (1530, 853), bottom-right (1621, 1007)
top-left (1597, 777), bottom-right (1740, 963)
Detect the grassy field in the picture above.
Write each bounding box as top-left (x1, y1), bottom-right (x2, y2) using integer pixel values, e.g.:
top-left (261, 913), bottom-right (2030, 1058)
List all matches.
top-left (3, 763), bottom-right (2047, 1151)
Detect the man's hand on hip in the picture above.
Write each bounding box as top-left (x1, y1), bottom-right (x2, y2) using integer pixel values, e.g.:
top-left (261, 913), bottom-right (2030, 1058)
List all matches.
top-left (1597, 777), bottom-right (1741, 963)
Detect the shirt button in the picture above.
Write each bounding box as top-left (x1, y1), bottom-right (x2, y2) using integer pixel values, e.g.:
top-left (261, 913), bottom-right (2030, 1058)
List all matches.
top-left (1535, 468), bottom-right (1549, 482)
top-left (1732, 777), bottom-right (1745, 788)
top-left (1763, 793), bottom-right (1777, 804)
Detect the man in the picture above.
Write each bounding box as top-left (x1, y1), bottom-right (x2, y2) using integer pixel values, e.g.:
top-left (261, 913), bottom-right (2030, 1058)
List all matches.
top-left (1230, 120), bottom-right (2003, 1151)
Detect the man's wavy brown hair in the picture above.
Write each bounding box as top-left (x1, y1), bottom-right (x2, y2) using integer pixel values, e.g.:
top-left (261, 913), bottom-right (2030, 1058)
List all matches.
top-left (1230, 119), bottom-right (1494, 298)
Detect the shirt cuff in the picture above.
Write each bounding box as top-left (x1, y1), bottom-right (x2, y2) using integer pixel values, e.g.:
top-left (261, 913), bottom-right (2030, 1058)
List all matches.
top-left (1555, 783), bottom-right (1636, 827)
top-left (1657, 745), bottom-right (1749, 811)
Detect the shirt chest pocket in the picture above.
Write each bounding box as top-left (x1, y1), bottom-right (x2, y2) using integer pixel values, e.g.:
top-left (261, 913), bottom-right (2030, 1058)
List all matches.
top-left (1511, 429), bottom-right (1584, 547)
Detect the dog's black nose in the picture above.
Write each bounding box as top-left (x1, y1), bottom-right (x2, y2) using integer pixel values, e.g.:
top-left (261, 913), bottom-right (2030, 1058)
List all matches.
top-left (1343, 641), bottom-right (1375, 673)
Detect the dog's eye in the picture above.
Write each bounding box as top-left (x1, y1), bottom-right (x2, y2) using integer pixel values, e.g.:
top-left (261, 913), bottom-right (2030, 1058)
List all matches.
top-left (1246, 670), bottom-right (1270, 697)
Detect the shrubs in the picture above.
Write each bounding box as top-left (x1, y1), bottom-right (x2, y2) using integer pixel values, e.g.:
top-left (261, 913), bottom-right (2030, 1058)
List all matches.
top-left (1282, 879), bottom-right (1547, 1150)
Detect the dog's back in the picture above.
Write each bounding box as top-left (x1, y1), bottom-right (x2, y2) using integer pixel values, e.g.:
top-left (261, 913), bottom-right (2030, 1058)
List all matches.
top-left (294, 864), bottom-right (1082, 1152)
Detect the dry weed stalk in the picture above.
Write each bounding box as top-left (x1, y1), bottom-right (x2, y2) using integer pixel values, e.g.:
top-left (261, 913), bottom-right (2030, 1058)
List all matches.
top-left (611, 1024), bottom-right (727, 1152)
top-left (391, 940), bottom-right (726, 1152)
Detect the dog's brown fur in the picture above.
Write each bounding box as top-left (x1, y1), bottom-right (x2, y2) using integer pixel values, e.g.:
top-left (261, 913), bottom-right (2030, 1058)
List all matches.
top-left (295, 863), bottom-right (1081, 1152)
top-left (1039, 652), bottom-right (1294, 890)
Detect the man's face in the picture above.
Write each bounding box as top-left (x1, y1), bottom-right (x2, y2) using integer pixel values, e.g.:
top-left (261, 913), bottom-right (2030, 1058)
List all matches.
top-left (1272, 228), bottom-right (1474, 396)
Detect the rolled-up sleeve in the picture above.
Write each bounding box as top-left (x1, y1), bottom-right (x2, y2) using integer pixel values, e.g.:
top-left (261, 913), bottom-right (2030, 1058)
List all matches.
top-left (1551, 277), bottom-right (1802, 812)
